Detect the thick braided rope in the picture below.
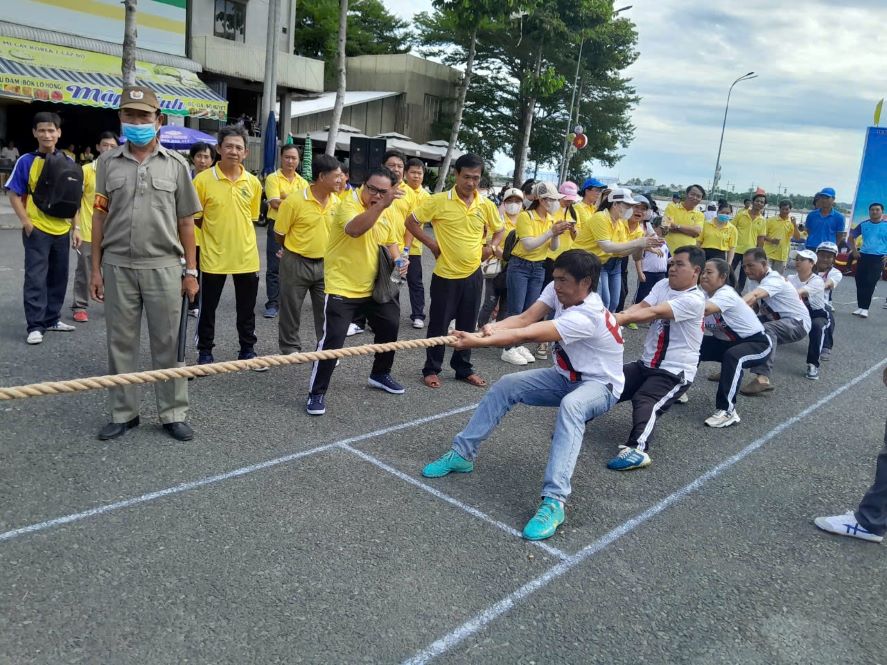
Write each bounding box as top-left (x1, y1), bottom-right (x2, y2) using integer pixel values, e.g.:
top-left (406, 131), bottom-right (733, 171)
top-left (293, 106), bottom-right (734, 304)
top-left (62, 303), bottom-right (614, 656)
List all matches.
top-left (0, 335), bottom-right (457, 401)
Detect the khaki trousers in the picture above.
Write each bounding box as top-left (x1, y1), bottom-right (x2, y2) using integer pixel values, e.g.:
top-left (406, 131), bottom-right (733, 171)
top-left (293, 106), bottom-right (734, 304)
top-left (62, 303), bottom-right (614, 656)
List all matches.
top-left (103, 263), bottom-right (188, 424)
top-left (278, 249), bottom-right (325, 353)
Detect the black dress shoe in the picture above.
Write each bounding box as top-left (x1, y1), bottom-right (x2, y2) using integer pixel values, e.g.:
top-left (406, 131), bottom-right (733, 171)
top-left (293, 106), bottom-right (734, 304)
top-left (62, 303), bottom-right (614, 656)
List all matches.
top-left (97, 416), bottom-right (140, 441)
top-left (162, 421), bottom-right (194, 441)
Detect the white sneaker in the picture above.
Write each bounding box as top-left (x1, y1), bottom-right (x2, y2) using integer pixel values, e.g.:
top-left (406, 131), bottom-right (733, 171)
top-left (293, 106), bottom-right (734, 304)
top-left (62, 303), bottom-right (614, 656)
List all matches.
top-left (46, 321), bottom-right (75, 332)
top-left (851, 308), bottom-right (863, 316)
top-left (805, 363), bottom-right (820, 380)
top-left (814, 511), bottom-right (883, 543)
top-left (516, 346), bottom-right (536, 363)
top-left (26, 330), bottom-right (43, 345)
top-left (412, 318), bottom-right (424, 329)
top-left (676, 392), bottom-right (689, 404)
top-left (704, 409), bottom-right (740, 428)
top-left (859, 309), bottom-right (869, 318)
top-left (501, 347), bottom-right (528, 366)
top-left (346, 323), bottom-right (364, 336)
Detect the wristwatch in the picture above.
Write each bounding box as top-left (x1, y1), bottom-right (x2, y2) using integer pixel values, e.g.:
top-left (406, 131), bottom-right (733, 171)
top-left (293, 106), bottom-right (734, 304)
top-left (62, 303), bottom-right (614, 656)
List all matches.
top-left (183, 268), bottom-right (199, 278)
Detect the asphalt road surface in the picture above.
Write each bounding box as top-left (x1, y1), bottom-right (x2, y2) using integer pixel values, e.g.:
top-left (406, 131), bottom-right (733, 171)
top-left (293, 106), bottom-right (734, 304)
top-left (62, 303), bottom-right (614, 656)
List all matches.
top-left (1, 227), bottom-right (886, 664)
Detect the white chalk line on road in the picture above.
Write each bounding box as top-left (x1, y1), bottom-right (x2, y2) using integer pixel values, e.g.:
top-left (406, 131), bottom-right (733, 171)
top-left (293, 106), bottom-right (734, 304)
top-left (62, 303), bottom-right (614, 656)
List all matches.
top-left (339, 443), bottom-right (569, 561)
top-left (402, 357), bottom-right (887, 665)
top-left (0, 403), bottom-right (479, 544)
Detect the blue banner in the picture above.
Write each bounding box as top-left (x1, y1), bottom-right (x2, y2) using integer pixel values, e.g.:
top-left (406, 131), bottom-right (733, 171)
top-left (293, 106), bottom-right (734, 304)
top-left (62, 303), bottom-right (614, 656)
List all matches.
top-left (850, 126), bottom-right (887, 228)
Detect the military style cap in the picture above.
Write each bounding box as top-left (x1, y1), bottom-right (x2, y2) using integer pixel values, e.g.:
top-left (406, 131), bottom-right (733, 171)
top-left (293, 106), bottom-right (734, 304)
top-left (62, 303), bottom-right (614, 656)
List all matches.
top-left (120, 86), bottom-right (160, 112)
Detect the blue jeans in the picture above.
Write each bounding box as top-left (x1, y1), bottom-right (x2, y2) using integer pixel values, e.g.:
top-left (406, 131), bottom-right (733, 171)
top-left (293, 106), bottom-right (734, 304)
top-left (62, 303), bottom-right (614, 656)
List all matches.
top-left (452, 367), bottom-right (618, 502)
top-left (506, 256), bottom-right (545, 316)
top-left (597, 258), bottom-right (621, 311)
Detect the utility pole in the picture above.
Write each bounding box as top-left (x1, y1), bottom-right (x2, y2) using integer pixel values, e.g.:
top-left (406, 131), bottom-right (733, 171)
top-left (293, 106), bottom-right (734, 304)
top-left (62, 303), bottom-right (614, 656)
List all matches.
top-left (261, 0), bottom-right (281, 153)
top-left (711, 72), bottom-right (757, 196)
top-left (326, 0), bottom-right (348, 157)
top-left (122, 0), bottom-right (138, 86)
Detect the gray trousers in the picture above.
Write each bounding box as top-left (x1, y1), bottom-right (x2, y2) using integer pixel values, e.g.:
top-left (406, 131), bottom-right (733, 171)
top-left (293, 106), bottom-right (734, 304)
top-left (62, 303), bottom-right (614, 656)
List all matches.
top-left (103, 263), bottom-right (188, 424)
top-left (71, 241), bottom-right (92, 310)
top-left (278, 249), bottom-right (325, 354)
top-left (856, 421), bottom-right (887, 536)
top-left (752, 317), bottom-right (807, 377)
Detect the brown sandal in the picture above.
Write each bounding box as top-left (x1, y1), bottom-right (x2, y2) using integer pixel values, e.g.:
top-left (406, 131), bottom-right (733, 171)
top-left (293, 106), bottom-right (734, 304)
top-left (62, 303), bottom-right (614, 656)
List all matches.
top-left (423, 374), bottom-right (442, 389)
top-left (459, 373), bottom-right (487, 388)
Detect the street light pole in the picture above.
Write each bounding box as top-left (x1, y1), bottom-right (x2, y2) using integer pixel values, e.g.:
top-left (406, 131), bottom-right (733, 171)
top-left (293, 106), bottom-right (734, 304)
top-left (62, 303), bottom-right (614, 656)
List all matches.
top-left (557, 5), bottom-right (631, 183)
top-left (711, 71), bottom-right (757, 197)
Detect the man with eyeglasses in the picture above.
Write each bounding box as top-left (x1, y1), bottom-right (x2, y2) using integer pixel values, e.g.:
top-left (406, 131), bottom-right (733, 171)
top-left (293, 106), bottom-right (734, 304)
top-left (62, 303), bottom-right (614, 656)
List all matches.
top-left (305, 167), bottom-right (406, 416)
top-left (406, 153), bottom-right (505, 389)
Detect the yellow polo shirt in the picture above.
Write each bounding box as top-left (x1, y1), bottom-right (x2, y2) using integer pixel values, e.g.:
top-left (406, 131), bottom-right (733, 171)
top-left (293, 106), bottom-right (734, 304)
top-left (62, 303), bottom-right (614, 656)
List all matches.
top-left (194, 164), bottom-right (262, 274)
top-left (386, 181), bottom-right (417, 251)
top-left (7, 151), bottom-right (77, 235)
top-left (575, 209), bottom-right (623, 261)
top-left (764, 215), bottom-right (796, 262)
top-left (325, 188), bottom-right (399, 298)
top-left (663, 202), bottom-right (704, 252)
top-left (512, 209), bottom-right (552, 262)
top-left (733, 209), bottom-right (767, 253)
top-left (412, 188), bottom-right (503, 279)
top-left (407, 184), bottom-right (430, 256)
top-left (698, 220), bottom-right (738, 251)
top-left (79, 161), bottom-right (96, 239)
top-left (548, 207), bottom-right (580, 259)
top-left (574, 201), bottom-right (596, 224)
top-left (274, 185), bottom-right (336, 259)
top-left (265, 169), bottom-right (309, 221)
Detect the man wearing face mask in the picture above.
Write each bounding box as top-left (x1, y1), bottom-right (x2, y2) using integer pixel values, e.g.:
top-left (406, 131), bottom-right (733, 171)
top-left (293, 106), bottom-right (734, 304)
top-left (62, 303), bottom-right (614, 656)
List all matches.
top-left (90, 87), bottom-right (201, 441)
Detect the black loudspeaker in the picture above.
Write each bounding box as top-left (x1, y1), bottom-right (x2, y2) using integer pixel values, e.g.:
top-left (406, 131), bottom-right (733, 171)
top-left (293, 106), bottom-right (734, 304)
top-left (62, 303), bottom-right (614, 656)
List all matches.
top-left (349, 137), bottom-right (387, 186)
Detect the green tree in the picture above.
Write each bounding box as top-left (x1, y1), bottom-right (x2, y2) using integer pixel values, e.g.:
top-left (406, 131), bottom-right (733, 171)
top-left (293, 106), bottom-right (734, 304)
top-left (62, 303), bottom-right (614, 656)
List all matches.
top-left (417, 0), bottom-right (638, 185)
top-left (293, 0), bottom-right (412, 62)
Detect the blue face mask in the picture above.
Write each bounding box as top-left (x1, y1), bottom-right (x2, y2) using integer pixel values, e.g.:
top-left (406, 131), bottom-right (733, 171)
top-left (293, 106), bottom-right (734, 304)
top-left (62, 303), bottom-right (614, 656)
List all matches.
top-left (121, 122), bottom-right (158, 146)
top-left (717, 213), bottom-right (731, 223)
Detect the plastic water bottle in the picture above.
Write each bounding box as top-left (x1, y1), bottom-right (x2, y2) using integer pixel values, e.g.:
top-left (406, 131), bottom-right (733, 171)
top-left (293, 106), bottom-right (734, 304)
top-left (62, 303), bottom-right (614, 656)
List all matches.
top-left (391, 246), bottom-right (410, 284)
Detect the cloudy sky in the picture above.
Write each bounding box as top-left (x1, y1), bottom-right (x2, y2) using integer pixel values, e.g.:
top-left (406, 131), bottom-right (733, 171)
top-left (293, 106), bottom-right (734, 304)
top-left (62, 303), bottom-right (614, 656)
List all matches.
top-left (386, 0), bottom-right (886, 200)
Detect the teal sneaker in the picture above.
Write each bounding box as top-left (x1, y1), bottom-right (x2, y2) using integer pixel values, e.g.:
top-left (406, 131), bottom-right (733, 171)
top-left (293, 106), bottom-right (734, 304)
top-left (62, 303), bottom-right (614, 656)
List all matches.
top-left (422, 450), bottom-right (474, 478)
top-left (522, 497), bottom-right (565, 540)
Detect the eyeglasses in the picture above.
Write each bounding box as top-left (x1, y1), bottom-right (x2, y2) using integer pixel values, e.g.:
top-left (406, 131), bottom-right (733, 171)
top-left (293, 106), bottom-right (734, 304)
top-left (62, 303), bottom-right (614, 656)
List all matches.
top-left (364, 183), bottom-right (389, 196)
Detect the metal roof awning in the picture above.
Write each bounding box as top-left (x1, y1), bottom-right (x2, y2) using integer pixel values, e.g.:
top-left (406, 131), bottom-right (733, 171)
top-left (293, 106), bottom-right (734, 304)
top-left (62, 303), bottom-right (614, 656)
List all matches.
top-left (0, 36), bottom-right (227, 120)
top-left (290, 91), bottom-right (400, 118)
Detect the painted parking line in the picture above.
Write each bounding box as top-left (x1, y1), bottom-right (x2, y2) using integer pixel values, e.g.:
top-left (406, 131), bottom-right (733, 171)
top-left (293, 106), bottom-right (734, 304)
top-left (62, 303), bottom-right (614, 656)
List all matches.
top-left (0, 403), bottom-right (479, 544)
top-left (340, 443), bottom-right (569, 561)
top-left (402, 357), bottom-right (887, 665)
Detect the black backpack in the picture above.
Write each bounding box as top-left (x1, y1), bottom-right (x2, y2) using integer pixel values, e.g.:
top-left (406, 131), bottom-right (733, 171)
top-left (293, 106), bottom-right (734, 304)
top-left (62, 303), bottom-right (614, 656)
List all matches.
top-left (501, 229), bottom-right (519, 262)
top-left (30, 152), bottom-right (83, 219)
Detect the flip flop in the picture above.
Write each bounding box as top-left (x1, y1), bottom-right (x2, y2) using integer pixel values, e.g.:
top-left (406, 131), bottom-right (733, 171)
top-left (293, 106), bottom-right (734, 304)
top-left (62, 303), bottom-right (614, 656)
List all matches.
top-left (459, 373), bottom-right (487, 388)
top-left (423, 374), bottom-right (441, 389)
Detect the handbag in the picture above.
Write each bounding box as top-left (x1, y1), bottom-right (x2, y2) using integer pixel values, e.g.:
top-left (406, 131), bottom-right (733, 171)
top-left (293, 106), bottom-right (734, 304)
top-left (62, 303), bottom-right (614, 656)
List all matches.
top-left (372, 245), bottom-right (400, 304)
top-left (481, 257), bottom-right (502, 278)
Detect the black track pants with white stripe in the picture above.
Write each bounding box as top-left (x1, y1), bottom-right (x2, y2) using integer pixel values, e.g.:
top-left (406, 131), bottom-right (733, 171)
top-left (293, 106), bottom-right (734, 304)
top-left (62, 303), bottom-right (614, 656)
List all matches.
top-left (699, 334), bottom-right (772, 413)
top-left (617, 360), bottom-right (685, 452)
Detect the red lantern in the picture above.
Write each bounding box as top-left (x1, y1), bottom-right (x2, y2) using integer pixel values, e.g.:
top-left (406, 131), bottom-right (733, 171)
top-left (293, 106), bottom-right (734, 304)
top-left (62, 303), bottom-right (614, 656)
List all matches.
top-left (573, 133), bottom-right (588, 149)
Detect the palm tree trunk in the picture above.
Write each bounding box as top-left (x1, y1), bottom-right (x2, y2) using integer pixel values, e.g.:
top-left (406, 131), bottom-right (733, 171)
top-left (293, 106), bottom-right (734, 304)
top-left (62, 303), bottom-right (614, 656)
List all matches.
top-left (435, 26), bottom-right (477, 192)
top-left (122, 0), bottom-right (138, 86)
top-left (326, 0), bottom-right (348, 157)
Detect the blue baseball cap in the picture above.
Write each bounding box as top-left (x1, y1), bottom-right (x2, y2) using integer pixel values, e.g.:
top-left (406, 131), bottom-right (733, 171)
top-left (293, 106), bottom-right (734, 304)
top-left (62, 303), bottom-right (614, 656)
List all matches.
top-left (817, 187), bottom-right (836, 198)
top-left (581, 177), bottom-right (606, 191)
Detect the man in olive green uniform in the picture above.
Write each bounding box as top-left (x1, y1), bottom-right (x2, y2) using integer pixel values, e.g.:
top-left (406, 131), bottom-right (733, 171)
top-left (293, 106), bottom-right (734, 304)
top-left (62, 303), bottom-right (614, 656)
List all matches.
top-left (90, 87), bottom-right (201, 441)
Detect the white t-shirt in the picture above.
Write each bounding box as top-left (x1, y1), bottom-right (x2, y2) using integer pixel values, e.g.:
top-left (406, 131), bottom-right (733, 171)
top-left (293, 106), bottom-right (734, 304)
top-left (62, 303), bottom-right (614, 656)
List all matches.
top-left (540, 283), bottom-right (625, 398)
top-left (818, 266), bottom-right (842, 301)
top-left (641, 227), bottom-right (669, 272)
top-left (749, 269), bottom-right (812, 332)
top-left (788, 272), bottom-right (827, 312)
top-left (640, 279), bottom-right (706, 382)
top-left (704, 284), bottom-right (765, 341)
